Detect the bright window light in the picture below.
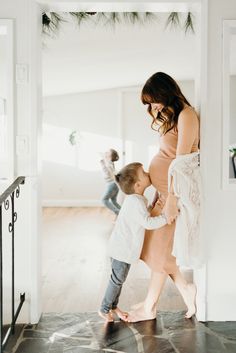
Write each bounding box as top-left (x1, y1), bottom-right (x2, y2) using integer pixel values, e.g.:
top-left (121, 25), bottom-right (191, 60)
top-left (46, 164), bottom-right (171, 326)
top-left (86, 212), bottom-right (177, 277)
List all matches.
top-left (42, 123), bottom-right (76, 166)
top-left (76, 131), bottom-right (123, 171)
top-left (124, 140), bottom-right (134, 164)
top-left (42, 124), bottom-right (125, 172)
top-left (0, 109), bottom-right (9, 179)
top-left (0, 26), bottom-right (7, 35)
top-left (0, 114), bottom-right (7, 160)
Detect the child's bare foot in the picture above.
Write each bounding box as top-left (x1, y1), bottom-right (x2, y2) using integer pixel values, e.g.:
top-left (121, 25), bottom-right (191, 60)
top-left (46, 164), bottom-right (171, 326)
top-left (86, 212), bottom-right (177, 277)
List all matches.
top-left (184, 283), bottom-right (197, 319)
top-left (112, 307), bottom-right (128, 321)
top-left (98, 310), bottom-right (114, 322)
top-left (127, 305), bottom-right (156, 323)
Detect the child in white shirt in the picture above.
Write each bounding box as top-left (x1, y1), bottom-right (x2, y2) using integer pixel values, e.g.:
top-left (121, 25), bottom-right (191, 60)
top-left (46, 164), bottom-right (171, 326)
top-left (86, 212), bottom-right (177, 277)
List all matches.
top-left (99, 162), bottom-right (167, 322)
top-left (100, 149), bottom-right (121, 215)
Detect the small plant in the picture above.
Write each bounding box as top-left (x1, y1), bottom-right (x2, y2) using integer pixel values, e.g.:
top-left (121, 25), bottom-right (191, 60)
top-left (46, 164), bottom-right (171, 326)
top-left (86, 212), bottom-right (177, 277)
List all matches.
top-left (69, 130), bottom-right (77, 146)
top-left (229, 144), bottom-right (236, 154)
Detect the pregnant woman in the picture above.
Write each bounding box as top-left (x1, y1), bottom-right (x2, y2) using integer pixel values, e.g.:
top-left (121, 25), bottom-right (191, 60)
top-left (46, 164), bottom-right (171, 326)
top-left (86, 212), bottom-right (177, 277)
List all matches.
top-left (129, 72), bottom-right (199, 322)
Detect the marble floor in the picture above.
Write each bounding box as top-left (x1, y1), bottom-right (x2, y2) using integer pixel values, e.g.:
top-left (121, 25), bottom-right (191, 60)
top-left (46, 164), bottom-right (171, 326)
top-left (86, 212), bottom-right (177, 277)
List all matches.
top-left (4, 311), bottom-right (236, 353)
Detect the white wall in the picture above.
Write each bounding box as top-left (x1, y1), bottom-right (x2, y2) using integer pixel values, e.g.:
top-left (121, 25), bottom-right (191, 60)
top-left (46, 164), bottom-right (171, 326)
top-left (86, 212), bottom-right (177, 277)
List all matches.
top-left (0, 0), bottom-right (42, 324)
top-left (230, 75), bottom-right (236, 145)
top-left (42, 89), bottom-right (122, 205)
top-left (203, 0), bottom-right (236, 320)
top-left (0, 32), bottom-right (8, 178)
top-left (0, 35), bottom-right (7, 98)
top-left (229, 76), bottom-right (236, 178)
top-left (42, 80), bottom-right (194, 206)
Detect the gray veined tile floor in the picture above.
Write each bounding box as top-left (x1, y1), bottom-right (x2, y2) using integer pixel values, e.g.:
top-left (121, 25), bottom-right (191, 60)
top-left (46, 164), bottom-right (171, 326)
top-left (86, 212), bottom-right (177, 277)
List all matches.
top-left (4, 311), bottom-right (236, 353)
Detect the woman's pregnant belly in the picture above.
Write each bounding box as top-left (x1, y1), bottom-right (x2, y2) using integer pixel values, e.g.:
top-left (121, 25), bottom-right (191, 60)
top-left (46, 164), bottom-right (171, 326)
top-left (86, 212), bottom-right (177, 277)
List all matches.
top-left (149, 154), bottom-right (174, 195)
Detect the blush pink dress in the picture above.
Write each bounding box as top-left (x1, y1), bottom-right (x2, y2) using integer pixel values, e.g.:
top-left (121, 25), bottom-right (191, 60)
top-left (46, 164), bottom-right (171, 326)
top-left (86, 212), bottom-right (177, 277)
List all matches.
top-left (140, 120), bottom-right (199, 274)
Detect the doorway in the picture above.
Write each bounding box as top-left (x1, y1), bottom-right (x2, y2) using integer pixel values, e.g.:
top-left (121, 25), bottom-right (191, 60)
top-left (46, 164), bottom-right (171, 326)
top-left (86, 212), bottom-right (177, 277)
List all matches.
top-left (35, 0), bottom-right (207, 322)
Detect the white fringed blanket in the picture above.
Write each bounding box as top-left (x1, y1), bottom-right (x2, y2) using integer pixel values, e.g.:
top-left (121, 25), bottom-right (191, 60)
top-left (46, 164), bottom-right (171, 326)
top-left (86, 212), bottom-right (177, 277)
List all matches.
top-left (168, 152), bottom-right (204, 269)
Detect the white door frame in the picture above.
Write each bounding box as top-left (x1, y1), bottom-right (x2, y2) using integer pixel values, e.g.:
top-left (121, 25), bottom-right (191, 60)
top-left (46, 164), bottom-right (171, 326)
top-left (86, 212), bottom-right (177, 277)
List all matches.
top-left (31, 0), bottom-right (208, 322)
top-left (0, 19), bottom-right (14, 180)
top-left (222, 20), bottom-right (236, 190)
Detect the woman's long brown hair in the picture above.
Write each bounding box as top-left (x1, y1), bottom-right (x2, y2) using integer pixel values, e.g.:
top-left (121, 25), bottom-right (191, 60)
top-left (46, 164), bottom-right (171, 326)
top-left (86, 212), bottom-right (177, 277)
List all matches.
top-left (141, 72), bottom-right (191, 134)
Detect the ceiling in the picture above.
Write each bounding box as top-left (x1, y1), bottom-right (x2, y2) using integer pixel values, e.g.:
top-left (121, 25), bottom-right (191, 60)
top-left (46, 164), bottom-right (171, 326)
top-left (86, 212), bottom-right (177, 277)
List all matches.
top-left (42, 13), bottom-right (198, 96)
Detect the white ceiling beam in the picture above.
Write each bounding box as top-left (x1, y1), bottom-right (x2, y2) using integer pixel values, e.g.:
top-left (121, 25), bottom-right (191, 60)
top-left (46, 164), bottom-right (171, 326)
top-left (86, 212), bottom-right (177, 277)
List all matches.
top-left (37, 1), bottom-right (201, 13)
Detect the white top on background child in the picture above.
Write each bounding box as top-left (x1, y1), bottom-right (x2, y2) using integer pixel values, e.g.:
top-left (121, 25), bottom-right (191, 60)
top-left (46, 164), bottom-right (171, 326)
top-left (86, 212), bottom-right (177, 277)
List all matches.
top-left (108, 162), bottom-right (167, 264)
top-left (100, 149), bottom-right (119, 182)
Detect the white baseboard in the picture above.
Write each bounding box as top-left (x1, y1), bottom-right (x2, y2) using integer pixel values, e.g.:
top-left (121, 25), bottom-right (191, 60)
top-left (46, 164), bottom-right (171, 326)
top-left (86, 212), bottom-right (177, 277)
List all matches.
top-left (42, 199), bottom-right (102, 207)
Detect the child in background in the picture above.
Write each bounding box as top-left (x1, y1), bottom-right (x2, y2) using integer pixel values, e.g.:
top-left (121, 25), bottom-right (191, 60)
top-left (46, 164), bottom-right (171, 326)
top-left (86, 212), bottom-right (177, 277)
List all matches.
top-left (98, 162), bottom-right (167, 322)
top-left (100, 149), bottom-right (121, 215)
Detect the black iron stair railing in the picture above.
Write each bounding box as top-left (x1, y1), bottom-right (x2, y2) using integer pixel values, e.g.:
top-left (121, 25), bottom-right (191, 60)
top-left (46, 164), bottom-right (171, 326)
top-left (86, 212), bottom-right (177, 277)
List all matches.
top-left (0, 176), bottom-right (25, 352)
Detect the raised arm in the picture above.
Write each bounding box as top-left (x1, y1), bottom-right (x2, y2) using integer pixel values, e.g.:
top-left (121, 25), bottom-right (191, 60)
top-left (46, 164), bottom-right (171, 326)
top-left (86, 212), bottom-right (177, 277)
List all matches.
top-left (133, 199), bottom-right (167, 230)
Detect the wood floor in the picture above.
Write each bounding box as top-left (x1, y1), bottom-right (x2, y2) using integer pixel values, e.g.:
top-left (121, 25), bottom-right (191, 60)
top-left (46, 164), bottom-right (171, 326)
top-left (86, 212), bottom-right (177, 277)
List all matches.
top-left (42, 207), bottom-right (192, 313)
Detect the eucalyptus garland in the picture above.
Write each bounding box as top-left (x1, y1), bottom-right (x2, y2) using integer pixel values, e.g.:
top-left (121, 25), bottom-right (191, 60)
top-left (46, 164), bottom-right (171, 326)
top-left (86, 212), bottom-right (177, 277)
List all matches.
top-left (42, 12), bottom-right (195, 37)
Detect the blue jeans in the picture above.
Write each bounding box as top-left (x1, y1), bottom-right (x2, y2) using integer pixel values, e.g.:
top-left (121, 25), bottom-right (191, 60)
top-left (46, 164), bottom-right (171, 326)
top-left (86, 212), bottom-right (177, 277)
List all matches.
top-left (100, 258), bottom-right (131, 313)
top-left (102, 181), bottom-right (121, 215)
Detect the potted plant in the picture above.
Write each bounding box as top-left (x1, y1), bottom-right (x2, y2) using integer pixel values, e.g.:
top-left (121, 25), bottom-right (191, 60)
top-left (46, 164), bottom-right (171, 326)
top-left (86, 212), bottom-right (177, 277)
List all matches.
top-left (229, 143), bottom-right (236, 178)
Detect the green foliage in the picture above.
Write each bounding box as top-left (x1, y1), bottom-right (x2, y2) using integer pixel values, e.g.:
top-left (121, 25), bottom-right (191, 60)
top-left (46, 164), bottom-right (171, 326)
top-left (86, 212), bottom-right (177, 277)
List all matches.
top-left (166, 12), bottom-right (180, 29)
top-left (42, 11), bottom-right (195, 37)
top-left (229, 143), bottom-right (236, 153)
top-left (69, 130), bottom-right (77, 146)
top-left (229, 147), bottom-right (236, 154)
top-left (69, 12), bottom-right (93, 26)
top-left (184, 12), bottom-right (195, 34)
top-left (42, 12), bottom-right (65, 37)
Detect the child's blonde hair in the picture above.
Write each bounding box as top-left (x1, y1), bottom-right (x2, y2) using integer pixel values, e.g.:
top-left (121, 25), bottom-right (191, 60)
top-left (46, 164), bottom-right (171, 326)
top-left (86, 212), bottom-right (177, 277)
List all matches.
top-left (115, 162), bottom-right (142, 194)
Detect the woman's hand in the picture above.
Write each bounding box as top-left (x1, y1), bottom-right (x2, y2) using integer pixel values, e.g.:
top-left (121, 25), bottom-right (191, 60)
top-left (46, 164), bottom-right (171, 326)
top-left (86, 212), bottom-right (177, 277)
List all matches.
top-left (151, 191), bottom-right (159, 209)
top-left (156, 197), bottom-right (165, 209)
top-left (163, 193), bottom-right (179, 224)
top-left (152, 197), bottom-right (165, 216)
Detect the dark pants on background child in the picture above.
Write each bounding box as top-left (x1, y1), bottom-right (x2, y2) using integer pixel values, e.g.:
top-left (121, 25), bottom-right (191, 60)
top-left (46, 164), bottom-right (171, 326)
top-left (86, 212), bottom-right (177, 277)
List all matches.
top-left (102, 181), bottom-right (121, 215)
top-left (100, 258), bottom-right (131, 314)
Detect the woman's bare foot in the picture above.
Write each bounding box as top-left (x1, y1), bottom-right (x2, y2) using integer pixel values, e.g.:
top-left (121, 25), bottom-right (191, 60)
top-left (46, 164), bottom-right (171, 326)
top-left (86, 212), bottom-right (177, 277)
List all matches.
top-left (130, 301), bottom-right (144, 310)
top-left (98, 310), bottom-right (114, 322)
top-left (127, 305), bottom-right (156, 323)
top-left (184, 283), bottom-right (197, 319)
top-left (112, 307), bottom-right (128, 321)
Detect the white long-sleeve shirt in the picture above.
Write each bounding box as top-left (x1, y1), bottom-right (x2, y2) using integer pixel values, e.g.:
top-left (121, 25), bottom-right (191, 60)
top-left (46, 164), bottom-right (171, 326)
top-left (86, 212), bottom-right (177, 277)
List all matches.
top-left (100, 159), bottom-right (115, 182)
top-left (108, 194), bottom-right (167, 264)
